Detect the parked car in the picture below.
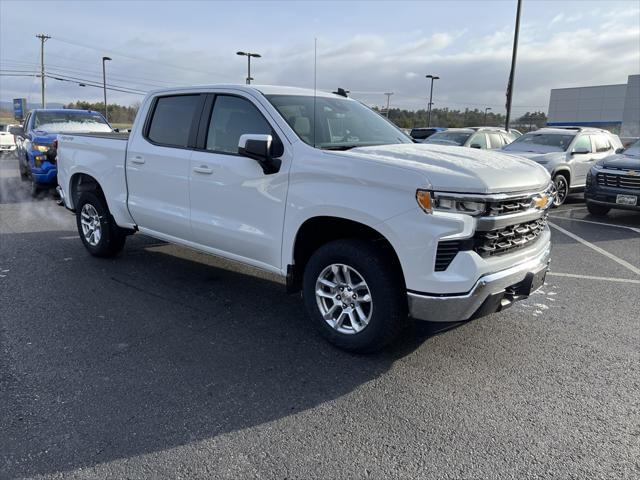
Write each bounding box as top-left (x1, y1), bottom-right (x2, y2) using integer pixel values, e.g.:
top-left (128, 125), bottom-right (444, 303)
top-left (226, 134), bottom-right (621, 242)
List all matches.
top-left (409, 127), bottom-right (446, 142)
top-left (584, 139), bottom-right (640, 215)
top-left (502, 127), bottom-right (623, 206)
top-left (12, 109), bottom-right (112, 195)
top-left (0, 123), bottom-right (17, 155)
top-left (423, 127), bottom-right (514, 150)
top-left (57, 85), bottom-right (553, 352)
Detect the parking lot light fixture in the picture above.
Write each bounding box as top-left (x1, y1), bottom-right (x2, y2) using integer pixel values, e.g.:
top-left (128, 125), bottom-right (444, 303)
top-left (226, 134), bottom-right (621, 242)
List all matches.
top-left (236, 51), bottom-right (261, 85)
top-left (484, 107), bottom-right (492, 125)
top-left (425, 74), bottom-right (439, 127)
top-left (102, 56), bottom-right (112, 121)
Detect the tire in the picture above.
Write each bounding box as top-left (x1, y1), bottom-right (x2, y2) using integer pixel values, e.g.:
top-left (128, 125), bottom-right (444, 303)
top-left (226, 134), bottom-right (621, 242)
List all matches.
top-left (19, 157), bottom-right (29, 180)
top-left (30, 179), bottom-right (41, 197)
top-left (552, 174), bottom-right (569, 207)
top-left (302, 239), bottom-right (407, 353)
top-left (75, 191), bottom-right (127, 257)
top-left (586, 202), bottom-right (610, 216)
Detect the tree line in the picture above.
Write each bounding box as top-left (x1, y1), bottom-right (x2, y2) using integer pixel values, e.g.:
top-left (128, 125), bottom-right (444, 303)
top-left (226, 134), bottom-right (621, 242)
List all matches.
top-left (376, 107), bottom-right (547, 131)
top-left (65, 101), bottom-right (140, 124)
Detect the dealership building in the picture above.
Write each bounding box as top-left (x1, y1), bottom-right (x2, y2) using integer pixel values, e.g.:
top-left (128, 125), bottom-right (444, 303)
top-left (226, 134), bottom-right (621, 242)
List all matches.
top-left (547, 74), bottom-right (639, 141)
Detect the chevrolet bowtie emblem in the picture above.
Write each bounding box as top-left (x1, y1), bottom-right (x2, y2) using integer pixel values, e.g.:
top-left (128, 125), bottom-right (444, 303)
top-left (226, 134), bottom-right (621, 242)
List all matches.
top-left (533, 195), bottom-right (549, 209)
top-left (628, 171), bottom-right (638, 176)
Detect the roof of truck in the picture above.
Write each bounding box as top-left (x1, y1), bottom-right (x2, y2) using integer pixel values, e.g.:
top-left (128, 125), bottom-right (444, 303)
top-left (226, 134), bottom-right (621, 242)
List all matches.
top-left (147, 84), bottom-right (343, 99)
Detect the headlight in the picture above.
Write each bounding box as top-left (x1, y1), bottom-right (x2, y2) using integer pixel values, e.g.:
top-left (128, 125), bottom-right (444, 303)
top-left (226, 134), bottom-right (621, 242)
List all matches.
top-left (32, 143), bottom-right (50, 152)
top-left (416, 190), bottom-right (486, 216)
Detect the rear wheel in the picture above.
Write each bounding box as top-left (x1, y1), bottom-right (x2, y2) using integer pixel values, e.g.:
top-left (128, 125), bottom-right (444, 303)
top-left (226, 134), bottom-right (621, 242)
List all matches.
top-left (76, 191), bottom-right (127, 257)
top-left (552, 174), bottom-right (569, 206)
top-left (302, 239), bottom-right (406, 352)
top-left (586, 202), bottom-right (610, 216)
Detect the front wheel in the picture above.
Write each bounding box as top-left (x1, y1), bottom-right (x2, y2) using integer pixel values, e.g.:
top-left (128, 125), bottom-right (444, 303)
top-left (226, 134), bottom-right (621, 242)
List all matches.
top-left (586, 202), bottom-right (610, 216)
top-left (303, 239), bottom-right (407, 352)
top-left (552, 174), bottom-right (569, 206)
top-left (76, 191), bottom-right (127, 257)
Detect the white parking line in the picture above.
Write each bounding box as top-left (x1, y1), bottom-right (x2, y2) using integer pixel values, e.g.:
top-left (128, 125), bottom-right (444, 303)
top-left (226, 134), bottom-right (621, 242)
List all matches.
top-left (548, 272), bottom-right (640, 284)
top-left (549, 215), bottom-right (640, 234)
top-left (549, 222), bottom-right (640, 276)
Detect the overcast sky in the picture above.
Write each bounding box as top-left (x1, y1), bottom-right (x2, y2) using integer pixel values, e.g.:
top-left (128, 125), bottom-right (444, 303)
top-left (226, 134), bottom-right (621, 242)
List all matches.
top-left (1, 0), bottom-right (638, 114)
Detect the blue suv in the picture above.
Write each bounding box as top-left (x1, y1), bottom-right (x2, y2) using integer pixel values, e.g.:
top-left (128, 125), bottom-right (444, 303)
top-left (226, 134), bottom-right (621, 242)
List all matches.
top-left (14, 109), bottom-right (112, 195)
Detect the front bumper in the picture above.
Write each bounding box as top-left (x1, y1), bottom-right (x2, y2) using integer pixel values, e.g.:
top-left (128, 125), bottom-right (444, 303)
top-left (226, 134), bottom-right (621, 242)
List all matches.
top-left (408, 242), bottom-right (551, 322)
top-left (585, 183), bottom-right (640, 212)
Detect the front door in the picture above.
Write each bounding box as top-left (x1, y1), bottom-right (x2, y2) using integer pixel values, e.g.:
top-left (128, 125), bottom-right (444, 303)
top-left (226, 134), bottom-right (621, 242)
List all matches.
top-left (569, 134), bottom-right (594, 185)
top-left (189, 94), bottom-right (290, 271)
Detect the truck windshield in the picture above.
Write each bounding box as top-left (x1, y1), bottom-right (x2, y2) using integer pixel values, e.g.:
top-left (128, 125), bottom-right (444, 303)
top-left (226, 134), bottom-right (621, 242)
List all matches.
top-left (266, 95), bottom-right (412, 149)
top-left (33, 111), bottom-right (112, 133)
top-left (503, 133), bottom-right (575, 153)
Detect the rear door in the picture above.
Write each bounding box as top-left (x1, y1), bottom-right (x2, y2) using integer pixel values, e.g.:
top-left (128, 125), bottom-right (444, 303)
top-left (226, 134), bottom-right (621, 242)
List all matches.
top-left (126, 94), bottom-right (205, 239)
top-left (188, 93), bottom-right (290, 270)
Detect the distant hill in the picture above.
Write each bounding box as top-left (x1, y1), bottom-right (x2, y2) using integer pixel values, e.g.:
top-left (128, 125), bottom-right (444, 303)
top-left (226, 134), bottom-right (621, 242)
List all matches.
top-left (1, 100), bottom-right (65, 110)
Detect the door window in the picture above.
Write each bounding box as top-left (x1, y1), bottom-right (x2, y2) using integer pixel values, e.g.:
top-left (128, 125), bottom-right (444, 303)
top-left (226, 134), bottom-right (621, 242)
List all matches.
top-left (572, 135), bottom-right (592, 152)
top-left (146, 95), bottom-right (201, 148)
top-left (487, 133), bottom-right (503, 149)
top-left (469, 133), bottom-right (488, 149)
top-left (206, 95), bottom-right (272, 154)
top-left (593, 135), bottom-right (611, 153)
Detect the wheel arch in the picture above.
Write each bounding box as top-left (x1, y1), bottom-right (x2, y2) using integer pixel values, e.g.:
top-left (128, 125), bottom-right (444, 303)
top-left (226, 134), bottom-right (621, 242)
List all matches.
top-left (287, 216), bottom-right (405, 293)
top-left (68, 172), bottom-right (106, 211)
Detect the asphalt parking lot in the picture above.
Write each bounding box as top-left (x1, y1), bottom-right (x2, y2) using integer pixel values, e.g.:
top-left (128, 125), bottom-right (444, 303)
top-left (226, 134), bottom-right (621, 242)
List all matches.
top-left (1, 154), bottom-right (638, 479)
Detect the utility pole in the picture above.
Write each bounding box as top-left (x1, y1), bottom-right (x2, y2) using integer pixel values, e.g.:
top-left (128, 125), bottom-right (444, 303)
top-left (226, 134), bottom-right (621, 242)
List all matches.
top-left (383, 92), bottom-right (393, 118)
top-left (425, 74), bottom-right (439, 127)
top-left (36, 34), bottom-right (51, 108)
top-left (505, 0), bottom-right (522, 132)
top-left (102, 56), bottom-right (112, 121)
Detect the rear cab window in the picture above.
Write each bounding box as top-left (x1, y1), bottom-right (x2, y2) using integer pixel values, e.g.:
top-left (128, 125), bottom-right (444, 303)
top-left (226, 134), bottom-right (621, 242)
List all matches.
top-left (146, 95), bottom-right (202, 148)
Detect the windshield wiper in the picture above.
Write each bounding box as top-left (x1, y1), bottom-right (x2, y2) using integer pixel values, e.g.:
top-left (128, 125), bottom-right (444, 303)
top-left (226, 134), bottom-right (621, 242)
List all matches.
top-left (319, 145), bottom-right (361, 151)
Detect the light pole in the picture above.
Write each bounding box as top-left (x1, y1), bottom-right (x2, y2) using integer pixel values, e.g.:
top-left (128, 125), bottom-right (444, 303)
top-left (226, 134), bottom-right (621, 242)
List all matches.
top-left (102, 56), bottom-right (112, 121)
top-left (384, 92), bottom-right (393, 118)
top-left (236, 51), bottom-right (261, 84)
top-left (425, 74), bottom-right (439, 127)
top-left (484, 107), bottom-right (492, 125)
top-left (505, 0), bottom-right (522, 131)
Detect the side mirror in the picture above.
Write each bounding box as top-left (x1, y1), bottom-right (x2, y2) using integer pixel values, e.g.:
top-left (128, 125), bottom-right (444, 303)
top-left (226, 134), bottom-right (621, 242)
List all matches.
top-left (615, 147), bottom-right (624, 154)
top-left (238, 134), bottom-right (282, 175)
top-left (9, 126), bottom-right (24, 137)
top-left (470, 143), bottom-right (482, 149)
top-left (572, 147), bottom-right (590, 155)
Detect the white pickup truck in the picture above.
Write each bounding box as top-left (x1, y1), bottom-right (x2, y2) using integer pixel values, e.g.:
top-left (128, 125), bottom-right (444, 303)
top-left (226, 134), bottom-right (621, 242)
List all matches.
top-left (57, 85), bottom-right (554, 352)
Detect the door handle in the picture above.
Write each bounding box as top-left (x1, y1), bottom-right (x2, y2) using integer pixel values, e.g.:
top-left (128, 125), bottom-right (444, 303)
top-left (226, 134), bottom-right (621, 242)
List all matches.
top-left (130, 156), bottom-right (145, 164)
top-left (193, 165), bottom-right (213, 174)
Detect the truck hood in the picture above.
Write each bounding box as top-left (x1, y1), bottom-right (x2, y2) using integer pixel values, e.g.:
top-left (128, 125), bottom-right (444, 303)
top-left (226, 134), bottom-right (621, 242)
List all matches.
top-left (31, 131), bottom-right (58, 145)
top-left (598, 153), bottom-right (640, 170)
top-left (340, 144), bottom-right (550, 194)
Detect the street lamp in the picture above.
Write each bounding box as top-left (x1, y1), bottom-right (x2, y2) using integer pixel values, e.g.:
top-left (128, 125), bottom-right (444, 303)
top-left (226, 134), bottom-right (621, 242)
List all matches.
top-left (484, 107), bottom-right (492, 125)
top-left (236, 51), bottom-right (261, 85)
top-left (425, 74), bottom-right (439, 127)
top-left (102, 56), bottom-right (112, 121)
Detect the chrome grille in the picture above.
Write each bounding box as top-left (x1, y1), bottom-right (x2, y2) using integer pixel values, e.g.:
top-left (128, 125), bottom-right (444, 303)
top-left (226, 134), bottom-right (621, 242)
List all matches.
top-left (474, 216), bottom-right (547, 257)
top-left (486, 197), bottom-right (533, 215)
top-left (596, 172), bottom-right (640, 190)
